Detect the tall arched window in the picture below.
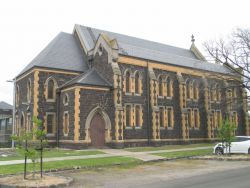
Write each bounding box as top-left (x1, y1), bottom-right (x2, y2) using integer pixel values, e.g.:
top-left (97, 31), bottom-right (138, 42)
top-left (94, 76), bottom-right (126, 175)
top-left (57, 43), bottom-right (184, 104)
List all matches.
top-left (135, 105), bottom-right (140, 127)
top-left (167, 77), bottom-right (172, 97)
top-left (48, 80), bottom-right (55, 99)
top-left (216, 85), bottom-right (220, 101)
top-left (125, 71), bottom-right (130, 93)
top-left (63, 112), bottom-right (69, 135)
top-left (20, 114), bottom-right (24, 130)
top-left (186, 80), bottom-right (192, 99)
top-left (16, 85), bottom-right (19, 107)
top-left (158, 76), bottom-right (163, 97)
top-left (126, 105), bottom-right (131, 127)
top-left (159, 107), bottom-right (165, 127)
top-left (46, 78), bottom-right (57, 101)
top-left (135, 72), bottom-right (140, 94)
top-left (193, 81), bottom-right (199, 100)
top-left (27, 79), bottom-right (31, 102)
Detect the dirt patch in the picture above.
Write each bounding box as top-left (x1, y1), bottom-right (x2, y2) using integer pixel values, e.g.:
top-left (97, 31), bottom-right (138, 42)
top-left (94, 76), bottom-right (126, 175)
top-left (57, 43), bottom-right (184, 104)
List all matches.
top-left (0, 174), bottom-right (72, 187)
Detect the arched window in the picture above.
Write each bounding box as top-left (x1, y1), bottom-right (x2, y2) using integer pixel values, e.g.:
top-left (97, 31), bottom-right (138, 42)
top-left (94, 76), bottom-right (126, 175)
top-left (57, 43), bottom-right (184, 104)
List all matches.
top-left (46, 113), bottom-right (55, 134)
top-left (125, 105), bottom-right (131, 127)
top-left (63, 94), bottom-right (69, 105)
top-left (158, 76), bottom-right (163, 97)
top-left (135, 105), bottom-right (140, 127)
top-left (216, 85), bottom-right (220, 101)
top-left (193, 81), bottom-right (199, 100)
top-left (135, 72), bottom-right (140, 94)
top-left (167, 77), bottom-right (172, 97)
top-left (20, 114), bottom-right (24, 131)
top-left (46, 78), bottom-right (58, 101)
top-left (48, 79), bottom-right (55, 99)
top-left (63, 112), bottom-right (69, 135)
top-left (16, 85), bottom-right (19, 107)
top-left (186, 80), bottom-right (192, 99)
top-left (159, 107), bottom-right (165, 127)
top-left (125, 71), bottom-right (130, 93)
top-left (27, 79), bottom-right (31, 102)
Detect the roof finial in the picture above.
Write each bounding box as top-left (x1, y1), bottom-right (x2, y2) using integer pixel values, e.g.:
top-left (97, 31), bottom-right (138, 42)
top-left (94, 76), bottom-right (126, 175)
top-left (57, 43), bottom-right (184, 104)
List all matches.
top-left (191, 34), bottom-right (195, 43)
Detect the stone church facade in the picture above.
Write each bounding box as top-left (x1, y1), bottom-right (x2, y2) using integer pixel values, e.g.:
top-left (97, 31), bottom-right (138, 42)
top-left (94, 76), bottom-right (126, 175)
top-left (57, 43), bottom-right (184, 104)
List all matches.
top-left (14, 24), bottom-right (250, 148)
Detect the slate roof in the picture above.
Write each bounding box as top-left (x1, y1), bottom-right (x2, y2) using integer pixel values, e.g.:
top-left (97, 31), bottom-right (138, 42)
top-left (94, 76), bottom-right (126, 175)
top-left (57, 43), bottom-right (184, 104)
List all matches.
top-left (61, 69), bottom-right (112, 89)
top-left (78, 25), bottom-right (232, 74)
top-left (0, 101), bottom-right (13, 110)
top-left (18, 32), bottom-right (89, 77)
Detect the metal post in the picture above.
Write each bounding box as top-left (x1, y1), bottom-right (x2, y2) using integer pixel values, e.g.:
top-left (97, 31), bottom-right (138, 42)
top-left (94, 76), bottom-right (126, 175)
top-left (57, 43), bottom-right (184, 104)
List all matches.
top-left (7, 79), bottom-right (16, 149)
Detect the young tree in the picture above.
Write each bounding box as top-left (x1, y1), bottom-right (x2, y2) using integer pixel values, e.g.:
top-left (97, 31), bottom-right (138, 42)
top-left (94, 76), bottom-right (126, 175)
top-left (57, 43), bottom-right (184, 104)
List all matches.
top-left (217, 117), bottom-right (236, 155)
top-left (12, 116), bottom-right (47, 179)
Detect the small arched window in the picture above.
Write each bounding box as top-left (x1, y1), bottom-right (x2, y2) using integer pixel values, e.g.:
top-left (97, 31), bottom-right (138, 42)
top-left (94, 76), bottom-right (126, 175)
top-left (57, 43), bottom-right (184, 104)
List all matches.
top-left (125, 71), bottom-right (130, 93)
top-left (135, 72), bottom-right (140, 94)
top-left (27, 79), bottom-right (31, 102)
top-left (63, 94), bottom-right (69, 105)
top-left (158, 76), bottom-right (163, 97)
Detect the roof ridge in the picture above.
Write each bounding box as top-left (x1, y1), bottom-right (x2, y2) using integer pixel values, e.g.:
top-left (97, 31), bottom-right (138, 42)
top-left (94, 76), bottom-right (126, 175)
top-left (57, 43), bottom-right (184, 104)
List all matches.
top-left (80, 25), bottom-right (191, 52)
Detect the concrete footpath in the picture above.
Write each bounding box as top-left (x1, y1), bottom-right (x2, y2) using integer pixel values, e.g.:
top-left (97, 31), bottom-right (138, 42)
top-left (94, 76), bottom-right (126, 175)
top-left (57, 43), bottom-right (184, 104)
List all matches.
top-left (0, 146), bottom-right (211, 166)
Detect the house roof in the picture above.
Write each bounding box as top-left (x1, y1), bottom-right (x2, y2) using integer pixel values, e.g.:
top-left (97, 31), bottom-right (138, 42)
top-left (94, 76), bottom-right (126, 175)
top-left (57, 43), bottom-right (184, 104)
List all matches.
top-left (17, 32), bottom-right (89, 77)
top-left (61, 68), bottom-right (112, 89)
top-left (78, 25), bottom-right (232, 74)
top-left (0, 101), bottom-right (13, 110)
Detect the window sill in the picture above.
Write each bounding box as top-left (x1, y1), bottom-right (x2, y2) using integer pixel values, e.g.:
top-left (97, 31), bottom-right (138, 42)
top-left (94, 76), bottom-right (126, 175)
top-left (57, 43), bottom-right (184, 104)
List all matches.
top-left (135, 126), bottom-right (141, 129)
top-left (125, 127), bottom-right (133, 129)
top-left (167, 127), bottom-right (174, 130)
top-left (134, 93), bottom-right (141, 96)
top-left (63, 134), bottom-right (69, 137)
top-left (158, 96), bottom-right (164, 99)
top-left (46, 133), bottom-right (55, 137)
top-left (46, 99), bottom-right (56, 103)
top-left (166, 97), bottom-right (172, 100)
top-left (125, 93), bottom-right (132, 96)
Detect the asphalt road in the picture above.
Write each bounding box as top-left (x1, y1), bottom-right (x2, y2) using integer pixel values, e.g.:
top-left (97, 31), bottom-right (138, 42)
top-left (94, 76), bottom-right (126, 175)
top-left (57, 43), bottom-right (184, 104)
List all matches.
top-left (144, 166), bottom-right (250, 188)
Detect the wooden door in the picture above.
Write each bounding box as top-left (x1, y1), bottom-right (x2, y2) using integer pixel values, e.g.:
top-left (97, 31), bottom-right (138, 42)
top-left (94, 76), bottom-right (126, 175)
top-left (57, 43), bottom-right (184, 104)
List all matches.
top-left (90, 113), bottom-right (105, 147)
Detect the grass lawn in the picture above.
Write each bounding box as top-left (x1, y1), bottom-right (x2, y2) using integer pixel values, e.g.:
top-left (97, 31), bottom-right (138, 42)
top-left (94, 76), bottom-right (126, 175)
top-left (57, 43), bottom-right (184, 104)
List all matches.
top-left (0, 149), bottom-right (104, 161)
top-left (0, 156), bottom-right (141, 175)
top-left (125, 143), bottom-right (214, 152)
top-left (155, 148), bottom-right (213, 158)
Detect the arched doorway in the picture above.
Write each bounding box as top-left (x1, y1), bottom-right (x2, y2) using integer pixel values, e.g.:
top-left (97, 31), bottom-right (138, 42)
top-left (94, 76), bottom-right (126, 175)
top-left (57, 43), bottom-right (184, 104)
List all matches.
top-left (90, 113), bottom-right (106, 147)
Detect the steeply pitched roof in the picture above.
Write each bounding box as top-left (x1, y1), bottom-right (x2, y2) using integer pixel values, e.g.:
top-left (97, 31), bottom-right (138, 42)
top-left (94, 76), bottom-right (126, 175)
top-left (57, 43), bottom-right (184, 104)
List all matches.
top-left (0, 101), bottom-right (13, 110)
top-left (78, 25), bottom-right (232, 74)
top-left (61, 69), bottom-right (112, 89)
top-left (17, 32), bottom-right (89, 77)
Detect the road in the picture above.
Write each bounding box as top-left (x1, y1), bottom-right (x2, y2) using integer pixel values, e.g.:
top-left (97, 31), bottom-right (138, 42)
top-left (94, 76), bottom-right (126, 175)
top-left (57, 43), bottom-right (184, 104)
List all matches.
top-left (143, 166), bottom-right (250, 188)
top-left (57, 160), bottom-right (250, 188)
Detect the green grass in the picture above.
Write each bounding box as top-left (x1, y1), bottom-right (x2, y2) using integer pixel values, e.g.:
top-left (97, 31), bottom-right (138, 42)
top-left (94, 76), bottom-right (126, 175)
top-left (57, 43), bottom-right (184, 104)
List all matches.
top-left (155, 148), bottom-right (213, 158)
top-left (125, 143), bottom-right (213, 152)
top-left (0, 156), bottom-right (141, 175)
top-left (0, 149), bottom-right (104, 161)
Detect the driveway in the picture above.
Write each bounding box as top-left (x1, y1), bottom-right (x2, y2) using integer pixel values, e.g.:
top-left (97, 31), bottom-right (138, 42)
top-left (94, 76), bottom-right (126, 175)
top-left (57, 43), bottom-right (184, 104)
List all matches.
top-left (56, 160), bottom-right (250, 188)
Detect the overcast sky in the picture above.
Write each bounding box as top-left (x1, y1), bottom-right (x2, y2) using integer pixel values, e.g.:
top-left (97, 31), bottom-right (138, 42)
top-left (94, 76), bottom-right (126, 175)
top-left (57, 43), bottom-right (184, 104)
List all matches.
top-left (0, 0), bottom-right (249, 105)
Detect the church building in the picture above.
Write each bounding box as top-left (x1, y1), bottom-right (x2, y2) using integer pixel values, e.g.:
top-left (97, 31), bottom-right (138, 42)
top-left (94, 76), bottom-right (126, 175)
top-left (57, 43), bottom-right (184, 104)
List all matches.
top-left (14, 25), bottom-right (250, 148)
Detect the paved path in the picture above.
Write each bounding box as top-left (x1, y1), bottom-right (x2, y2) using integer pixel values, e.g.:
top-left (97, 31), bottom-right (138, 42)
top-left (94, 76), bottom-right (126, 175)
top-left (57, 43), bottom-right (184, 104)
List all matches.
top-left (0, 146), bottom-right (212, 166)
